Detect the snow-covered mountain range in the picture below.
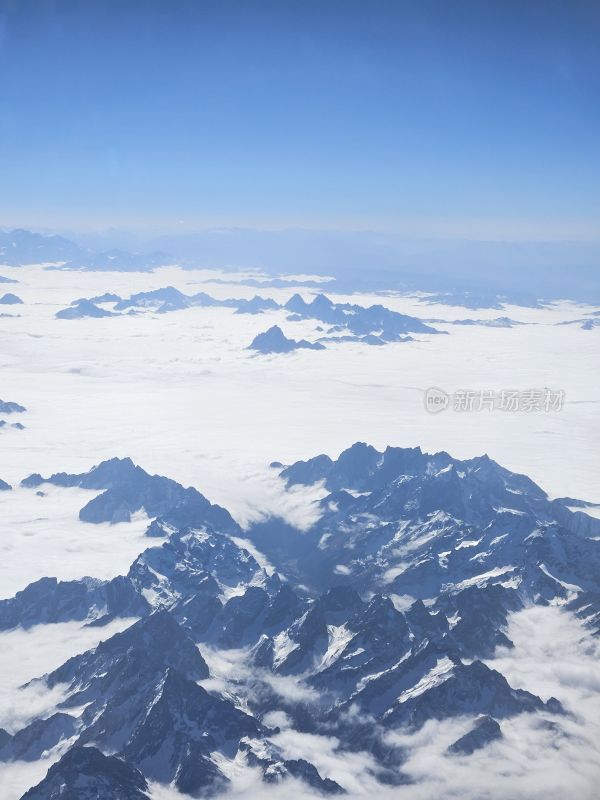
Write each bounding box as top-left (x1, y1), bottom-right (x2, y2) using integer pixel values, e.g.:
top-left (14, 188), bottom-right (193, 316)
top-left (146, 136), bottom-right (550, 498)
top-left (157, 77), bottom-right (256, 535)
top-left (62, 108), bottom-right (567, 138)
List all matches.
top-left (1, 444), bottom-right (599, 797)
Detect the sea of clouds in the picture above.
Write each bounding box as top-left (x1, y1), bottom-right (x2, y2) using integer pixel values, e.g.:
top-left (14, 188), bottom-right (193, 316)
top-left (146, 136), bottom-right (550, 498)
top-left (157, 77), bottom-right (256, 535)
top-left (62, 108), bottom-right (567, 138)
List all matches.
top-left (0, 264), bottom-right (598, 798)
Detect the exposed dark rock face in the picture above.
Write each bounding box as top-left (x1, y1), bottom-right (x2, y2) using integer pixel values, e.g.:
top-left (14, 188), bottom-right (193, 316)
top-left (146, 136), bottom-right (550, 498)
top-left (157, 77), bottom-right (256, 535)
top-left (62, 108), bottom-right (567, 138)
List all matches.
top-left (21, 457), bottom-right (239, 533)
top-left (21, 746), bottom-right (150, 799)
top-left (448, 715), bottom-right (503, 755)
top-left (0, 713), bottom-right (77, 762)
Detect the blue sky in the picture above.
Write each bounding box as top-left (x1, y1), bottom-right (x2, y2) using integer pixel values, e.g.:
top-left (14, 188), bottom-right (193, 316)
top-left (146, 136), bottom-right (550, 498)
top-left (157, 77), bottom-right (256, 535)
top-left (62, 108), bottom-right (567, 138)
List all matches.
top-left (0, 0), bottom-right (599, 238)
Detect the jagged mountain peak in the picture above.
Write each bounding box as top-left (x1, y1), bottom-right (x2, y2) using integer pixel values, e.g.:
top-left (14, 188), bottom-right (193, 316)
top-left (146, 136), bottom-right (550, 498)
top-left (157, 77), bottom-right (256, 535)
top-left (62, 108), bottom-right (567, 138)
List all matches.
top-left (249, 324), bottom-right (325, 354)
top-left (45, 610), bottom-right (208, 698)
top-left (21, 746), bottom-right (150, 799)
top-left (21, 456), bottom-right (240, 533)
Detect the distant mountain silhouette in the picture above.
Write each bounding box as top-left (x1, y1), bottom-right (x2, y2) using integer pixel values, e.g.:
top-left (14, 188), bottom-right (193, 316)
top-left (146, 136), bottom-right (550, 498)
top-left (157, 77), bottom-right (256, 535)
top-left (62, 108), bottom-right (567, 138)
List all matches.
top-left (249, 324), bottom-right (326, 353)
top-left (0, 228), bottom-right (170, 272)
top-left (0, 292), bottom-right (23, 304)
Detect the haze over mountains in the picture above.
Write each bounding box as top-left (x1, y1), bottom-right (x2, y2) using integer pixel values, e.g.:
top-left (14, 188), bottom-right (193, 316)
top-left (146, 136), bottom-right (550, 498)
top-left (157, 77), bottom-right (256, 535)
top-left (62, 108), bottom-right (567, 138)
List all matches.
top-left (3, 227), bottom-right (600, 306)
top-left (0, 229), bottom-right (169, 273)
